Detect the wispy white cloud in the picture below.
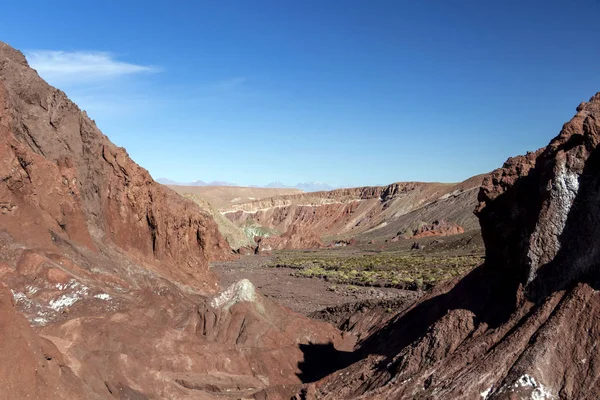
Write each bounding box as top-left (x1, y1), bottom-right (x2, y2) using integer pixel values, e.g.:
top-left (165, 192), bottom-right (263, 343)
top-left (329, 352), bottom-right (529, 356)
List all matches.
top-left (19, 50), bottom-right (161, 120)
top-left (25, 50), bottom-right (158, 86)
top-left (22, 49), bottom-right (251, 124)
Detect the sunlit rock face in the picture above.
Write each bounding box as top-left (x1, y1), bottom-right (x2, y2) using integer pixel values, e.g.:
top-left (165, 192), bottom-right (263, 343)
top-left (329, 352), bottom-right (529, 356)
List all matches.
top-left (477, 93), bottom-right (600, 301)
top-left (210, 279), bottom-right (258, 310)
top-left (0, 41), bottom-right (352, 398)
top-left (283, 94), bottom-right (600, 400)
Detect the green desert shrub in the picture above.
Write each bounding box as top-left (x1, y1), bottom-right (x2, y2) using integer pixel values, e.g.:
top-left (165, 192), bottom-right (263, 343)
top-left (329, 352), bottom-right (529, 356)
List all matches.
top-left (269, 251), bottom-right (482, 291)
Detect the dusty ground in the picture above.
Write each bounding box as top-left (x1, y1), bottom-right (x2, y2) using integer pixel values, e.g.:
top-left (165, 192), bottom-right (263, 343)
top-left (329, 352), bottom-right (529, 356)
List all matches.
top-left (212, 255), bottom-right (418, 314)
top-left (212, 232), bottom-right (484, 315)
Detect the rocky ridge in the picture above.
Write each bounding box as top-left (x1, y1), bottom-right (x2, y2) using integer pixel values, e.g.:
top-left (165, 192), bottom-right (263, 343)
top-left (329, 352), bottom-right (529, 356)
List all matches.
top-left (0, 42), bottom-right (231, 290)
top-left (276, 93), bottom-right (600, 399)
top-left (222, 176), bottom-right (485, 245)
top-left (0, 41), bottom-right (352, 399)
top-left (2, 37), bottom-right (599, 400)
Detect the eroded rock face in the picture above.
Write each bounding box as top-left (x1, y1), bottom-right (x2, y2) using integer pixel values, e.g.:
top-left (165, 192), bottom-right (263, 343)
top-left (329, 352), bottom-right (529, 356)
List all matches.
top-left (0, 41), bottom-right (231, 290)
top-left (255, 225), bottom-right (324, 253)
top-left (407, 219), bottom-right (465, 239)
top-left (0, 41), bottom-right (352, 399)
top-left (282, 93), bottom-right (600, 400)
top-left (477, 93), bottom-right (600, 300)
top-left (223, 177), bottom-right (485, 245)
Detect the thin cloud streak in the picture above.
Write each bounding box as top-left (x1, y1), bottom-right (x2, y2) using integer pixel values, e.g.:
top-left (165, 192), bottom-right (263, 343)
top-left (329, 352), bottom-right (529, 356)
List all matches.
top-left (25, 50), bottom-right (158, 86)
top-left (23, 49), bottom-right (253, 124)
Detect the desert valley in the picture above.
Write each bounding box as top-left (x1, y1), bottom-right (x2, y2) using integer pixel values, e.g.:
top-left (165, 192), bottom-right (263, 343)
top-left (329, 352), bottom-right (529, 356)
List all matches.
top-left (168, 175), bottom-right (486, 315)
top-left (2, 39), bottom-right (600, 399)
top-left (1, 4), bottom-right (600, 398)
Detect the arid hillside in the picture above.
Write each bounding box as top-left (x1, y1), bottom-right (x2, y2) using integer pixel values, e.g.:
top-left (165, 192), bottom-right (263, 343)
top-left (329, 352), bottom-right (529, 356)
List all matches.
top-left (269, 92), bottom-right (600, 399)
top-left (0, 41), bottom-right (354, 399)
top-left (168, 175), bottom-right (486, 252)
top-left (222, 174), bottom-right (486, 246)
top-left (165, 185), bottom-right (303, 250)
top-left (3, 38), bottom-right (600, 400)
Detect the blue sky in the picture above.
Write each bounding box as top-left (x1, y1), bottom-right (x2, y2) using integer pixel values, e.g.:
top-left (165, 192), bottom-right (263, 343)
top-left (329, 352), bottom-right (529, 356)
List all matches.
top-left (3, 1), bottom-right (600, 187)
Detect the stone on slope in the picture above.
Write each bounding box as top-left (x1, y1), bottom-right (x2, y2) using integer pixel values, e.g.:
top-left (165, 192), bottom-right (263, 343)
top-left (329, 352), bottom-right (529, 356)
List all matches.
top-left (0, 284), bottom-right (95, 400)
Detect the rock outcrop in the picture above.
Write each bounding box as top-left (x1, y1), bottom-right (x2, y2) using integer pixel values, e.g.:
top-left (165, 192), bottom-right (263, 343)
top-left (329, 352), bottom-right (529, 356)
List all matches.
top-left (255, 225), bottom-right (324, 253)
top-left (478, 93), bottom-right (600, 301)
top-left (281, 93), bottom-right (600, 399)
top-left (398, 219), bottom-right (465, 239)
top-left (0, 41), bottom-right (231, 290)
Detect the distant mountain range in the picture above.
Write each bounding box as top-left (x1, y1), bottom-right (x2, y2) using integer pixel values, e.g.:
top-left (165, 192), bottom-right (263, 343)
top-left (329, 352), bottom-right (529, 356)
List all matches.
top-left (156, 179), bottom-right (239, 187)
top-left (263, 181), bottom-right (335, 192)
top-left (157, 178), bottom-right (337, 192)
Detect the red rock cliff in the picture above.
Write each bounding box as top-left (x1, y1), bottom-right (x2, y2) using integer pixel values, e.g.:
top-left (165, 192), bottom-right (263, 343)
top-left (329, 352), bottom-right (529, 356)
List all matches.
top-left (477, 92), bottom-right (600, 301)
top-left (286, 93), bottom-right (600, 400)
top-left (0, 42), bottom-right (231, 289)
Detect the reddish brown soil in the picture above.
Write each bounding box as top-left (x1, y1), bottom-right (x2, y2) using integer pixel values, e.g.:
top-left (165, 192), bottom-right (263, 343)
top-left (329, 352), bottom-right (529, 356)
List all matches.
top-left (212, 255), bottom-right (419, 315)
